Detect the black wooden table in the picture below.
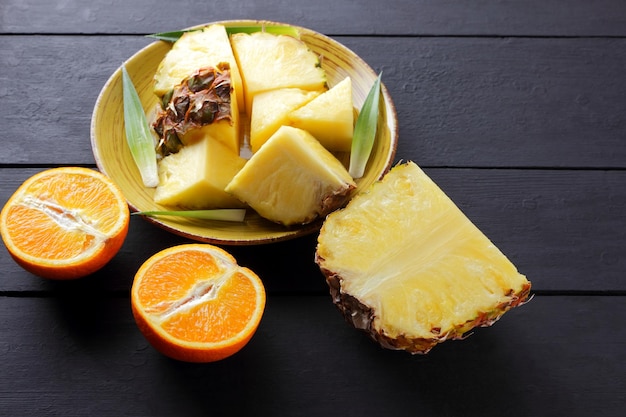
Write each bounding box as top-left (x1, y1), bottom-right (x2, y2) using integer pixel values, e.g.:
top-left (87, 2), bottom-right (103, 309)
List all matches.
top-left (1, 1), bottom-right (625, 416)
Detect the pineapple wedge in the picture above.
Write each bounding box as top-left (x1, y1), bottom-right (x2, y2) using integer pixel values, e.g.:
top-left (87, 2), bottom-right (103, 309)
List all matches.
top-left (288, 76), bottom-right (354, 152)
top-left (226, 126), bottom-right (355, 226)
top-left (154, 24), bottom-right (244, 110)
top-left (153, 65), bottom-right (240, 155)
top-left (230, 31), bottom-right (327, 115)
top-left (250, 88), bottom-right (320, 153)
top-left (315, 162), bottom-right (531, 354)
top-left (154, 135), bottom-right (246, 209)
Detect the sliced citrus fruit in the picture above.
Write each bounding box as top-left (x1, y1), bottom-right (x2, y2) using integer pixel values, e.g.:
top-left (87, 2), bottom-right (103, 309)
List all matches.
top-left (131, 244), bottom-right (266, 362)
top-left (0, 167), bottom-right (130, 280)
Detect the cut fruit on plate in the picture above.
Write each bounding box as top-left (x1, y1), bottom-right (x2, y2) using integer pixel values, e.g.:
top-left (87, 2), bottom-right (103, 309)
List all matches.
top-left (249, 87), bottom-right (320, 153)
top-left (226, 125), bottom-right (356, 226)
top-left (315, 161), bottom-right (532, 354)
top-left (91, 19), bottom-right (399, 244)
top-left (153, 24), bottom-right (245, 110)
top-left (131, 244), bottom-right (266, 362)
top-left (288, 76), bottom-right (354, 152)
top-left (230, 31), bottom-right (327, 115)
top-left (0, 167), bottom-right (130, 280)
top-left (153, 64), bottom-right (240, 155)
top-left (154, 135), bottom-right (247, 209)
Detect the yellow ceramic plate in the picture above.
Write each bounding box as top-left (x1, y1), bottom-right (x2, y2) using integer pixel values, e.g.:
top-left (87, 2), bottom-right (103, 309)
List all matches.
top-left (91, 20), bottom-right (398, 245)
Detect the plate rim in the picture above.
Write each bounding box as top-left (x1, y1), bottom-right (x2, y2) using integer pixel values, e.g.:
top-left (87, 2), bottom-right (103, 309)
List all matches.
top-left (90, 19), bottom-right (399, 245)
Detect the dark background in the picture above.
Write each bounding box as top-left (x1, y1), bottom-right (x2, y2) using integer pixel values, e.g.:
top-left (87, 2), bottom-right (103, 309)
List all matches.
top-left (1, 1), bottom-right (625, 416)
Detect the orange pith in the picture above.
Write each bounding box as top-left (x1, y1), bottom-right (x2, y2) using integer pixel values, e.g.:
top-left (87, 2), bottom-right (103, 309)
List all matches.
top-left (0, 167), bottom-right (130, 279)
top-left (131, 244), bottom-right (266, 362)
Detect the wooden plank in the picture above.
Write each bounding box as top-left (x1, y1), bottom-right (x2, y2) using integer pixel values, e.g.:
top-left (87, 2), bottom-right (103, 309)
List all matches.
top-left (0, 295), bottom-right (624, 416)
top-left (2, 0), bottom-right (626, 36)
top-left (2, 167), bottom-right (625, 293)
top-left (0, 36), bottom-right (149, 165)
top-left (349, 36), bottom-right (626, 169)
top-left (1, 36), bottom-right (625, 168)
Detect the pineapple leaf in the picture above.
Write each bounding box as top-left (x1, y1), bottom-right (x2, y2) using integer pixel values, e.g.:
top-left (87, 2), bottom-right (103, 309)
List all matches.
top-left (121, 66), bottom-right (159, 188)
top-left (349, 73), bottom-right (382, 179)
top-left (147, 25), bottom-right (300, 42)
top-left (225, 25), bottom-right (300, 37)
top-left (132, 209), bottom-right (246, 222)
top-left (145, 30), bottom-right (187, 42)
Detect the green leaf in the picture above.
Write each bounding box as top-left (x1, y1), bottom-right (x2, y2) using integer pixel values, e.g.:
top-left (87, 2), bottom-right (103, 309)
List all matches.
top-left (133, 209), bottom-right (247, 222)
top-left (121, 66), bottom-right (159, 188)
top-left (225, 25), bottom-right (300, 37)
top-left (146, 25), bottom-right (300, 42)
top-left (145, 30), bottom-right (187, 42)
top-left (349, 72), bottom-right (382, 179)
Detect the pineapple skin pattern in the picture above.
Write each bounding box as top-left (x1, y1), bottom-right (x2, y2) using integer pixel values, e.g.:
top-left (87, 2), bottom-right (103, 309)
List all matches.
top-left (315, 161), bottom-right (532, 354)
top-left (323, 274), bottom-right (531, 354)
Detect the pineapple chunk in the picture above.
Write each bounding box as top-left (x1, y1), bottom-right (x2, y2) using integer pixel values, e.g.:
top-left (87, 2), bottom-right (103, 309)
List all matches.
top-left (315, 162), bottom-right (531, 354)
top-left (288, 77), bottom-right (354, 152)
top-left (154, 135), bottom-right (246, 209)
top-left (250, 88), bottom-right (320, 153)
top-left (154, 24), bottom-right (244, 110)
top-left (226, 126), bottom-right (355, 226)
top-left (153, 65), bottom-right (240, 155)
top-left (179, 75), bottom-right (241, 155)
top-left (230, 31), bottom-right (327, 115)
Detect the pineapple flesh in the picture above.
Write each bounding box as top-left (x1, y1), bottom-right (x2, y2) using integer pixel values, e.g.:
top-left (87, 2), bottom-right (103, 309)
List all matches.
top-left (315, 162), bottom-right (531, 354)
top-left (250, 88), bottom-right (320, 153)
top-left (230, 31), bottom-right (327, 115)
top-left (226, 126), bottom-right (356, 226)
top-left (154, 135), bottom-right (246, 209)
top-left (288, 76), bottom-right (354, 152)
top-left (153, 24), bottom-right (244, 110)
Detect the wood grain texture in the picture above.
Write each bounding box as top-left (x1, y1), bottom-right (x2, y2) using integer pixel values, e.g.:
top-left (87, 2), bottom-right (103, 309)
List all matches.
top-left (365, 37), bottom-right (626, 169)
top-left (0, 295), bottom-right (624, 417)
top-left (1, 2), bottom-right (625, 415)
top-left (2, 168), bottom-right (625, 293)
top-left (1, 0), bottom-right (626, 36)
top-left (1, 36), bottom-right (625, 168)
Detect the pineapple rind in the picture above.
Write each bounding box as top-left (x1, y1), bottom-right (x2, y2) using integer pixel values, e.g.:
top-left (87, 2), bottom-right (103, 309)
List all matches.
top-left (153, 65), bottom-right (240, 155)
top-left (316, 161), bottom-right (531, 354)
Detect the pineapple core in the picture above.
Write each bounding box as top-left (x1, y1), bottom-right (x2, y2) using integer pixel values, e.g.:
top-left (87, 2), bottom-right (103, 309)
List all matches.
top-left (316, 162), bottom-right (531, 354)
top-left (226, 126), bottom-right (355, 226)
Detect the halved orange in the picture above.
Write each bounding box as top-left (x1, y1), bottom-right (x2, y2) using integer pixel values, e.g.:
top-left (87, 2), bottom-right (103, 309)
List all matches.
top-left (0, 167), bottom-right (130, 279)
top-left (131, 244), bottom-right (266, 362)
